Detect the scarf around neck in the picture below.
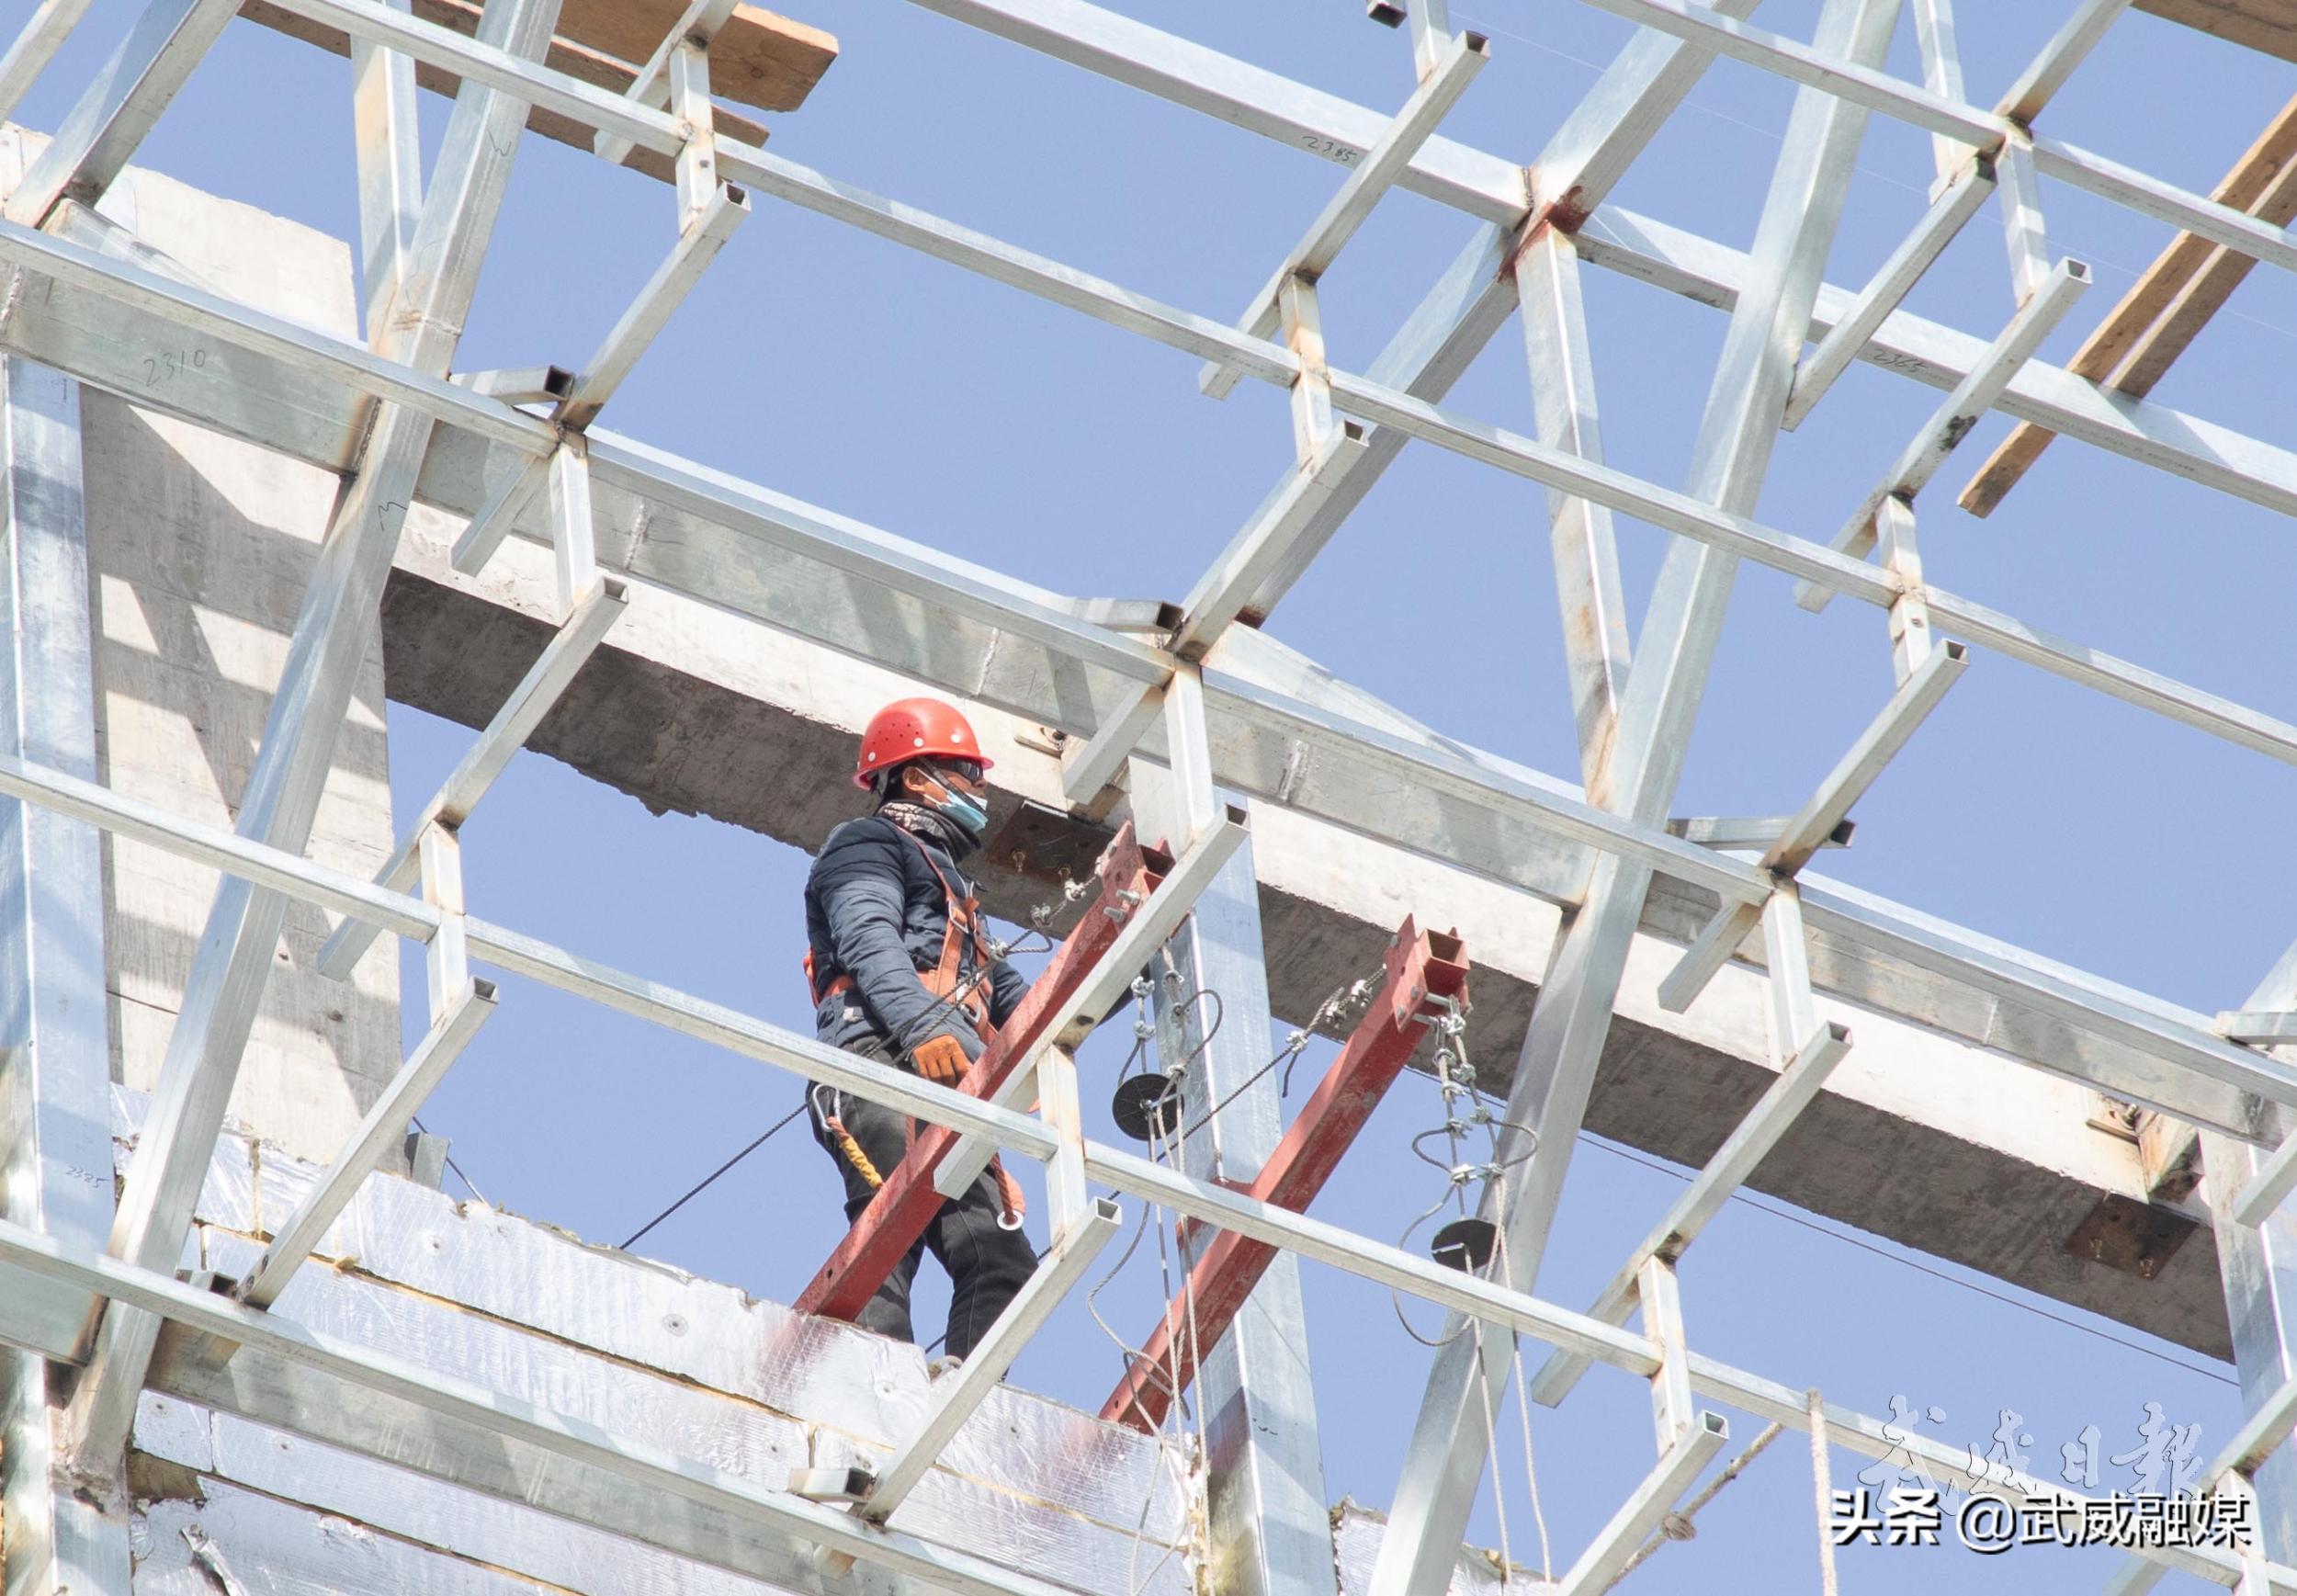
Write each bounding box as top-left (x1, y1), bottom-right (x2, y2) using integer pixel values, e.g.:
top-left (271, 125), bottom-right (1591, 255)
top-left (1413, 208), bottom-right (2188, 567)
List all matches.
top-left (880, 798), bottom-right (979, 860)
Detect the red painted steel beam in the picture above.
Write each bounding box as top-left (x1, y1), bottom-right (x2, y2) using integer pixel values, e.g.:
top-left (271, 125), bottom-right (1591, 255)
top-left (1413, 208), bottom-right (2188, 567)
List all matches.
top-left (1102, 917), bottom-right (1468, 1432)
top-left (796, 823), bottom-right (1162, 1321)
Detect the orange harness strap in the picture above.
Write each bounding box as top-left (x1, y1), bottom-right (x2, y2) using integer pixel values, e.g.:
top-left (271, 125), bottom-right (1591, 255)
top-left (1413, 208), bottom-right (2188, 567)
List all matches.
top-left (803, 823), bottom-right (1023, 1225)
top-left (892, 832), bottom-right (1024, 1226)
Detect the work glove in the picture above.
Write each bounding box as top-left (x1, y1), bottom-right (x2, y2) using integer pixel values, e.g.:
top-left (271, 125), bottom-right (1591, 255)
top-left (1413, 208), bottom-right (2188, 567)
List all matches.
top-left (911, 1033), bottom-right (970, 1086)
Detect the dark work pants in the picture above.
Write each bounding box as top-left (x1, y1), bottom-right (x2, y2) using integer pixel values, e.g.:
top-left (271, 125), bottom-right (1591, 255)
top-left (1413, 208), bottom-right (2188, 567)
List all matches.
top-left (806, 1036), bottom-right (1038, 1360)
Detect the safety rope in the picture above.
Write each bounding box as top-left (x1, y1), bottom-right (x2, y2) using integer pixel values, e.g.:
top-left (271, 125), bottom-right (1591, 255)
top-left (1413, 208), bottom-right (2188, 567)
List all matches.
top-left (989, 1159), bottom-right (1026, 1227)
top-left (828, 1113), bottom-right (883, 1188)
top-left (1808, 1387), bottom-right (1840, 1596)
top-left (1470, 1319), bottom-right (1516, 1589)
top-left (1491, 1219), bottom-right (1553, 1585)
top-left (1601, 1421), bottom-right (1782, 1591)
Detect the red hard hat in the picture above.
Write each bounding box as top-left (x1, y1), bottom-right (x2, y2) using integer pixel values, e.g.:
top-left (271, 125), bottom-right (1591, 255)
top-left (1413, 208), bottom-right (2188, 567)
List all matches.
top-left (854, 696), bottom-right (994, 788)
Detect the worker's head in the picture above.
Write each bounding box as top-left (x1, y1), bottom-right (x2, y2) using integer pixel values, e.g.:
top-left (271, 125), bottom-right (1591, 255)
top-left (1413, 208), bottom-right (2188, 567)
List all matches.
top-left (854, 696), bottom-right (994, 840)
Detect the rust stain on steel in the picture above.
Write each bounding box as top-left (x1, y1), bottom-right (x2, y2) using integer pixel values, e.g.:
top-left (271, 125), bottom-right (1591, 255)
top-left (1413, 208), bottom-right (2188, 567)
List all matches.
top-left (1498, 187), bottom-right (1591, 284)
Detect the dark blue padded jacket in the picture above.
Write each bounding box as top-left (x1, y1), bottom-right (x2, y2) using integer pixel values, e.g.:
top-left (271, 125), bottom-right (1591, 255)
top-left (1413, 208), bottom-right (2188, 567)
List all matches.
top-left (803, 813), bottom-right (1028, 1058)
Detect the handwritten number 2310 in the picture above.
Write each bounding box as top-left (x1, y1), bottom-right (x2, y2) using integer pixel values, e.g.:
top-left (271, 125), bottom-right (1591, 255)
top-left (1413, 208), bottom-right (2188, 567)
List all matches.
top-left (143, 349), bottom-right (209, 386)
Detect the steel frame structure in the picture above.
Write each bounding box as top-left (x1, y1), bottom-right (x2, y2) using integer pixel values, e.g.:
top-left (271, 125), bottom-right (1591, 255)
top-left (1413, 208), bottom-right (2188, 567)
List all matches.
top-left (4, 0), bottom-right (2297, 1592)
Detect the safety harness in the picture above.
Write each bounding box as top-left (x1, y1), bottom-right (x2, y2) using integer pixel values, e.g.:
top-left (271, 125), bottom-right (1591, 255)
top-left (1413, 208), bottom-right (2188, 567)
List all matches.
top-left (805, 821), bottom-right (1025, 1226)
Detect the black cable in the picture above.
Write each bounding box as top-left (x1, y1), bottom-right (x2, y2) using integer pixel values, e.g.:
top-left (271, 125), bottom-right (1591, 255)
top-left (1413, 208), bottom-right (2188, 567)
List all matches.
top-left (620, 1104), bottom-right (808, 1251)
top-left (409, 1114), bottom-right (490, 1208)
top-left (1578, 1133), bottom-right (2238, 1388)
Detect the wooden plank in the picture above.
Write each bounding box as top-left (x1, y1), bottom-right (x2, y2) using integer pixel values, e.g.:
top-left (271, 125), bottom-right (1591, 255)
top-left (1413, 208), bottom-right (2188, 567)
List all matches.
top-left (236, 0), bottom-right (821, 187)
top-left (2114, 154), bottom-right (2297, 394)
top-left (553, 0), bottom-right (836, 113)
top-left (2135, 0), bottom-right (2297, 63)
top-left (1960, 93), bottom-right (2297, 516)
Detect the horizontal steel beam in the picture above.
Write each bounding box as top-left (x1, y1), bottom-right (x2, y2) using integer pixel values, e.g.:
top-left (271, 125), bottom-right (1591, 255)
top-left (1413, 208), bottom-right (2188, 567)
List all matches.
top-left (1567, 0), bottom-right (2297, 275)
top-left (896, 1), bottom-right (2297, 534)
top-left (0, 746), bottom-right (1676, 1366)
top-left (0, 1203), bottom-right (2282, 1591)
top-left (906, 0), bottom-right (1526, 222)
top-left (13, 96), bottom-right (2297, 789)
top-left (0, 216), bottom-right (552, 456)
top-left (1667, 815), bottom-right (1852, 851)
top-left (0, 1217), bottom-right (1105, 1596)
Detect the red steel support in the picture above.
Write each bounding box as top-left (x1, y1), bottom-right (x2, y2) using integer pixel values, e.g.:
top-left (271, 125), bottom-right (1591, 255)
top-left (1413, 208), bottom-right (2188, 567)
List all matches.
top-left (795, 823), bottom-right (1163, 1321)
top-left (1101, 917), bottom-right (1468, 1432)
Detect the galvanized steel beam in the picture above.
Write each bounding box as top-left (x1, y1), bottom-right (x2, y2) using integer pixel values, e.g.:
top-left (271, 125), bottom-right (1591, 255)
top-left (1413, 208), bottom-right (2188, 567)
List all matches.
top-left (0, 356), bottom-right (128, 1596)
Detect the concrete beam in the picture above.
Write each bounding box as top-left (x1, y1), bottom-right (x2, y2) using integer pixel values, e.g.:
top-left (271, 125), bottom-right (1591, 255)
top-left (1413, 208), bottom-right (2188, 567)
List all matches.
top-left (377, 516), bottom-right (2228, 1360)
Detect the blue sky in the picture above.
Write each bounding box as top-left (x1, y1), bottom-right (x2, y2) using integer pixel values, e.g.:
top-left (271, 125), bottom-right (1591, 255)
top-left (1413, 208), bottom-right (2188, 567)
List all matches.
top-left (20, 0), bottom-right (2297, 1590)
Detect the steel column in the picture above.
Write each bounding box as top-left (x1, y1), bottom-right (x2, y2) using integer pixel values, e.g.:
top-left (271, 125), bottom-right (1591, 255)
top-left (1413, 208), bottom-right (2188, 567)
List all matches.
top-left (1369, 4), bottom-right (1900, 1591)
top-left (0, 357), bottom-right (126, 1596)
top-left (2207, 940), bottom-right (2297, 1560)
top-left (2207, 1124), bottom-right (2297, 1557)
top-left (351, 0), bottom-right (422, 339)
top-left (1156, 836), bottom-right (1336, 1596)
top-left (1106, 919), bottom-right (1469, 1431)
top-left (1515, 225), bottom-right (1630, 783)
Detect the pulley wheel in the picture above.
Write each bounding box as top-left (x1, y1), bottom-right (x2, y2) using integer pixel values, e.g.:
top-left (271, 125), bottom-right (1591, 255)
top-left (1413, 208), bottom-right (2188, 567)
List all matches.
top-left (1431, 1217), bottom-right (1498, 1273)
top-left (1112, 1073), bottom-right (1182, 1142)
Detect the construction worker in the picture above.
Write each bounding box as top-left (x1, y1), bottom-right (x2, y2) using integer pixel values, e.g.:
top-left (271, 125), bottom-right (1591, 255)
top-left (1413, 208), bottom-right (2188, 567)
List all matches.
top-left (801, 696), bottom-right (1038, 1361)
